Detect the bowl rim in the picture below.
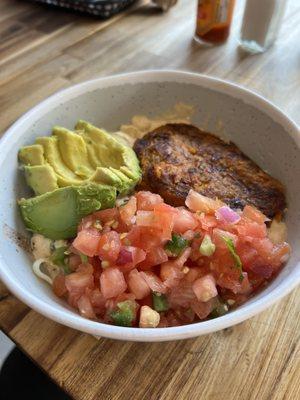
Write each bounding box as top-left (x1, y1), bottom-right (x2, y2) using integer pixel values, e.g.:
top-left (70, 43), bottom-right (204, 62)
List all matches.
top-left (0, 70), bottom-right (299, 342)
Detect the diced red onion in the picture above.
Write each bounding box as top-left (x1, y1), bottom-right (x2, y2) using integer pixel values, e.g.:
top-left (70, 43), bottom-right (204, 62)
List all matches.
top-left (116, 248), bottom-right (133, 265)
top-left (215, 206), bottom-right (241, 224)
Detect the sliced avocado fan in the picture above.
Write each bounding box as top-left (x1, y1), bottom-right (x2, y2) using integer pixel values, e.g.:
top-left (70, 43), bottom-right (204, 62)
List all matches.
top-left (19, 183), bottom-right (116, 240)
top-left (18, 121), bottom-right (141, 196)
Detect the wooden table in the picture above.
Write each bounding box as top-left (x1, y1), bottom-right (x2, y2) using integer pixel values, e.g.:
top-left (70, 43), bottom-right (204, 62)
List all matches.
top-left (1, 0), bottom-right (300, 399)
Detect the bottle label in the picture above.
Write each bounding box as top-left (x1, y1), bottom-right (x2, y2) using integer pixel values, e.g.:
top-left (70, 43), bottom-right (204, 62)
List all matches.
top-left (196, 0), bottom-right (233, 37)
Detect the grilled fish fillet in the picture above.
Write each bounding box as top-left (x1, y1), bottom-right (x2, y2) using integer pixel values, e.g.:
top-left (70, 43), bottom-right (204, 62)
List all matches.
top-left (133, 124), bottom-right (286, 218)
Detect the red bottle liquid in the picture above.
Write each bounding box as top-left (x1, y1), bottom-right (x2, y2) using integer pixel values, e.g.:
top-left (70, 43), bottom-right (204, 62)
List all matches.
top-left (195, 0), bottom-right (236, 45)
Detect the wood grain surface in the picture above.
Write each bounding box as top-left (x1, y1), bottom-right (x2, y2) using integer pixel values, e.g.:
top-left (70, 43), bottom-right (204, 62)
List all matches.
top-left (0, 0), bottom-right (300, 399)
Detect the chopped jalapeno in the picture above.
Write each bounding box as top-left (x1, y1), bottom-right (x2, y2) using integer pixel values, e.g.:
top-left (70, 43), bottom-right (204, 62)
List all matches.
top-left (199, 234), bottom-right (216, 257)
top-left (110, 300), bottom-right (136, 327)
top-left (152, 292), bottom-right (169, 312)
top-left (222, 236), bottom-right (244, 281)
top-left (165, 234), bottom-right (189, 256)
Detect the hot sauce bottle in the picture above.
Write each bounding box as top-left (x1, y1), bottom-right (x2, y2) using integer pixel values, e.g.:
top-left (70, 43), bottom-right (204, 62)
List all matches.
top-left (195, 0), bottom-right (236, 45)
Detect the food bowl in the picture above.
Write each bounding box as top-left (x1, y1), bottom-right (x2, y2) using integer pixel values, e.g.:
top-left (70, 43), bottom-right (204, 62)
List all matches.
top-left (0, 70), bottom-right (299, 341)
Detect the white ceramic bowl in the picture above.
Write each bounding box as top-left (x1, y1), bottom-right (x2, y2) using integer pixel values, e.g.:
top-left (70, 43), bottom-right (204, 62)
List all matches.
top-left (0, 71), bottom-right (299, 342)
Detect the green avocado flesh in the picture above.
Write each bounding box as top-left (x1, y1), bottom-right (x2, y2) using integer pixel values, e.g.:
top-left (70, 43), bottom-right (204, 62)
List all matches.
top-left (19, 183), bottom-right (116, 240)
top-left (19, 120), bottom-right (141, 196)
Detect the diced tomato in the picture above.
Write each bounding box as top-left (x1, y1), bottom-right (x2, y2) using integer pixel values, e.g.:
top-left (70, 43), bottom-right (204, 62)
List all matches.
top-left (191, 299), bottom-right (213, 319)
top-left (164, 310), bottom-right (183, 327)
top-left (73, 228), bottom-right (101, 257)
top-left (153, 203), bottom-right (176, 240)
top-left (242, 205), bottom-right (268, 225)
top-left (173, 208), bottom-right (198, 233)
top-left (68, 254), bottom-right (82, 271)
top-left (192, 275), bottom-right (217, 302)
top-left (76, 263), bottom-right (94, 274)
top-left (100, 267), bottom-right (127, 299)
top-left (217, 272), bottom-right (252, 294)
top-left (116, 247), bottom-right (133, 265)
top-left (116, 246), bottom-right (146, 272)
top-left (185, 267), bottom-right (202, 283)
top-left (64, 266), bottom-right (94, 309)
top-left (160, 262), bottom-right (184, 288)
top-left (249, 263), bottom-right (274, 279)
top-left (236, 243), bottom-right (258, 269)
top-left (140, 271), bottom-right (166, 293)
top-left (176, 308), bottom-right (196, 324)
top-left (236, 221), bottom-right (267, 239)
top-left (53, 190), bottom-right (291, 327)
top-left (168, 281), bottom-right (195, 308)
top-left (119, 196), bottom-right (137, 226)
top-left (251, 237), bottom-right (274, 261)
top-left (127, 269), bottom-right (151, 299)
top-left (212, 228), bottom-right (238, 249)
top-left (136, 211), bottom-right (156, 227)
top-left (52, 274), bottom-right (67, 297)
top-left (126, 226), bottom-right (165, 251)
top-left (93, 208), bottom-right (119, 224)
top-left (88, 288), bottom-right (106, 315)
top-left (174, 247), bottom-right (192, 268)
top-left (78, 214), bottom-right (95, 231)
top-left (65, 269), bottom-right (94, 296)
top-left (115, 292), bottom-right (136, 303)
top-left (98, 231), bottom-right (121, 262)
top-left (185, 189), bottom-right (223, 213)
top-left (197, 213), bottom-right (218, 231)
top-left (135, 206), bottom-right (175, 241)
top-left (135, 191), bottom-right (163, 211)
top-left (77, 294), bottom-right (96, 319)
top-left (135, 207), bottom-right (175, 241)
top-left (138, 247), bottom-right (168, 270)
top-left (182, 230), bottom-right (196, 241)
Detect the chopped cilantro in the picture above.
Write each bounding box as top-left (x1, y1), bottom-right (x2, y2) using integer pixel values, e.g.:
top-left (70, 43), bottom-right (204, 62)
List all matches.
top-left (165, 234), bottom-right (189, 256)
top-left (222, 236), bottom-right (244, 281)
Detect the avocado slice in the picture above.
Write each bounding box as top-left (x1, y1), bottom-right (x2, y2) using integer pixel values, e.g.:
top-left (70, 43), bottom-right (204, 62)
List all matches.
top-left (36, 136), bottom-right (83, 186)
top-left (109, 168), bottom-right (134, 195)
top-left (52, 126), bottom-right (94, 179)
top-left (19, 144), bottom-right (44, 166)
top-left (76, 120), bottom-right (141, 193)
top-left (19, 183), bottom-right (116, 240)
top-left (18, 121), bottom-right (141, 196)
top-left (24, 165), bottom-right (58, 196)
top-left (75, 120), bottom-right (140, 170)
top-left (91, 167), bottom-right (122, 187)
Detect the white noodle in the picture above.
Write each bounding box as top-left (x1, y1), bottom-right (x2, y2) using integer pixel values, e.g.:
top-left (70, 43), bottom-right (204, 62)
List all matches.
top-left (32, 259), bottom-right (53, 284)
top-left (32, 258), bottom-right (61, 285)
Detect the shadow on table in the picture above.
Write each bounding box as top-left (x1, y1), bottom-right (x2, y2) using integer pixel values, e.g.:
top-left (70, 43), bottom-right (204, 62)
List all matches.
top-left (0, 348), bottom-right (71, 400)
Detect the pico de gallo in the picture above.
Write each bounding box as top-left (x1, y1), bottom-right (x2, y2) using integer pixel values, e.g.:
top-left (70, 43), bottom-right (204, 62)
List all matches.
top-left (42, 190), bottom-right (290, 328)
